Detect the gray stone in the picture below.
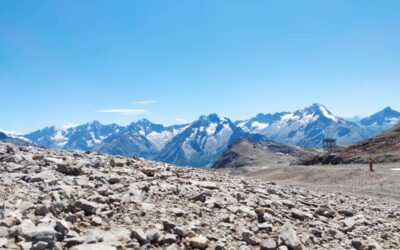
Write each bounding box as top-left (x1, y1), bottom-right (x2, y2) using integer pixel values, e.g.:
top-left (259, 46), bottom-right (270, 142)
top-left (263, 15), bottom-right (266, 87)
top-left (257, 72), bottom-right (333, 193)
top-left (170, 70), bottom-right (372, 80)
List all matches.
top-left (173, 226), bottom-right (186, 237)
top-left (54, 220), bottom-right (69, 236)
top-left (56, 163), bottom-right (84, 176)
top-left (338, 209), bottom-right (354, 216)
top-left (130, 227), bottom-right (148, 245)
top-left (260, 238), bottom-right (277, 250)
top-left (17, 222), bottom-right (60, 243)
top-left (91, 216), bottom-right (102, 226)
top-left (281, 200), bottom-right (295, 209)
top-left (291, 209), bottom-right (307, 221)
top-left (351, 239), bottom-right (364, 250)
top-left (198, 181), bottom-right (219, 190)
top-left (35, 205), bottom-right (49, 216)
top-left (169, 207), bottom-right (186, 217)
top-left (73, 199), bottom-right (103, 214)
top-left (30, 174), bottom-right (45, 183)
top-left (240, 228), bottom-right (256, 245)
top-left (146, 228), bottom-right (161, 243)
top-left (0, 238), bottom-right (7, 247)
top-left (162, 220), bottom-right (176, 231)
top-left (110, 158), bottom-right (125, 167)
top-left (31, 241), bottom-right (48, 250)
top-left (159, 233), bottom-right (177, 245)
top-left (65, 214), bottom-right (79, 223)
top-left (279, 223), bottom-right (304, 250)
top-left (70, 243), bottom-right (117, 250)
top-left (189, 235), bottom-right (209, 249)
top-left (108, 176), bottom-right (122, 184)
top-left (326, 228), bottom-right (344, 239)
top-left (315, 204), bottom-right (336, 218)
top-left (343, 217), bottom-right (356, 229)
top-left (3, 154), bottom-right (23, 163)
top-left (277, 246), bottom-right (289, 250)
top-left (0, 217), bottom-right (20, 227)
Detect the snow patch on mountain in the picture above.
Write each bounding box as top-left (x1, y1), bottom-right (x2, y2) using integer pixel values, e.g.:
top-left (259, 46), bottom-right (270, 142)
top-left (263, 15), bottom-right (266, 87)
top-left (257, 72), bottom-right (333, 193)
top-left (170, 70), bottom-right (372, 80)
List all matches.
top-left (51, 131), bottom-right (69, 147)
top-left (251, 121), bottom-right (269, 130)
top-left (319, 105), bottom-right (339, 122)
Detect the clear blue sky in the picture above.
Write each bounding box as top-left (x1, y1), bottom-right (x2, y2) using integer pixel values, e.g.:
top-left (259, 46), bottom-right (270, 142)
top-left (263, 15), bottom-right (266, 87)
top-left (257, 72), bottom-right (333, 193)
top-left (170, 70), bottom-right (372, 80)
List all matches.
top-left (1, 1), bottom-right (400, 133)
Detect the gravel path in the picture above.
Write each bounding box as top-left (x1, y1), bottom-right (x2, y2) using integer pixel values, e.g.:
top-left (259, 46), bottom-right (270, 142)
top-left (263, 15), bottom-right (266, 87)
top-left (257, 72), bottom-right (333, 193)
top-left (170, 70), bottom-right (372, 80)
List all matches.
top-left (237, 164), bottom-right (400, 205)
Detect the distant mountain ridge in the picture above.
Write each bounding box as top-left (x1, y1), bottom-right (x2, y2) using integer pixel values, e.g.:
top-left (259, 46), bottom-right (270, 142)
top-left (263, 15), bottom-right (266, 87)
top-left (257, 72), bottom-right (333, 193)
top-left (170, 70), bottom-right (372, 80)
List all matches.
top-left (25, 119), bottom-right (188, 160)
top-left (236, 103), bottom-right (367, 147)
top-left (18, 104), bottom-right (400, 167)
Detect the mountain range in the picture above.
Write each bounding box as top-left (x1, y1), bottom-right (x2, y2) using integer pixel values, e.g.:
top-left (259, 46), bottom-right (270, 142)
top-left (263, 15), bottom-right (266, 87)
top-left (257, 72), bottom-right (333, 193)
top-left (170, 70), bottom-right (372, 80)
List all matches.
top-left (236, 103), bottom-right (366, 147)
top-left (6, 104), bottom-right (400, 167)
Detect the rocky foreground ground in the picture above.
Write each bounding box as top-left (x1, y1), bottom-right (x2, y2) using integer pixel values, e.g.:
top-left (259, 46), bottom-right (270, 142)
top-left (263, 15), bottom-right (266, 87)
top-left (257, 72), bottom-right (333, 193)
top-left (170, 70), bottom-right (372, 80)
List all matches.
top-left (0, 143), bottom-right (399, 250)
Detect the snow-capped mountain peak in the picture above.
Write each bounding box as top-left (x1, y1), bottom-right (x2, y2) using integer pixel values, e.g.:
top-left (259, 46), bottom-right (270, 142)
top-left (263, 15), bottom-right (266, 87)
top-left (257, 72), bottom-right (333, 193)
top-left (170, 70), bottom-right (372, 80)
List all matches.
top-left (127, 119), bottom-right (188, 150)
top-left (302, 103), bottom-right (340, 123)
top-left (156, 114), bottom-right (246, 167)
top-left (360, 106), bottom-right (400, 128)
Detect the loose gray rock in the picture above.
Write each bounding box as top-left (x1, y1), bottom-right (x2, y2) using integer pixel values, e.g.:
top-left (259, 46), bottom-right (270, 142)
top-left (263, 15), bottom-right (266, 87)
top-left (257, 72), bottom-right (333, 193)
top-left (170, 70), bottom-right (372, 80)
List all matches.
top-left (189, 235), bottom-right (209, 249)
top-left (260, 238), bottom-right (277, 250)
top-left (56, 163), bottom-right (84, 176)
top-left (279, 223), bottom-right (304, 250)
top-left (0, 142), bottom-right (398, 250)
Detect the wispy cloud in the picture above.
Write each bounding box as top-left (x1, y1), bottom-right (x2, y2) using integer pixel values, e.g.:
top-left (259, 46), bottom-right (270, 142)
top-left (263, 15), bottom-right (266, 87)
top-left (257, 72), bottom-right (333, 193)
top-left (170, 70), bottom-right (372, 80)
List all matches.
top-left (135, 100), bottom-right (157, 105)
top-left (96, 109), bottom-right (149, 115)
top-left (175, 118), bottom-right (189, 124)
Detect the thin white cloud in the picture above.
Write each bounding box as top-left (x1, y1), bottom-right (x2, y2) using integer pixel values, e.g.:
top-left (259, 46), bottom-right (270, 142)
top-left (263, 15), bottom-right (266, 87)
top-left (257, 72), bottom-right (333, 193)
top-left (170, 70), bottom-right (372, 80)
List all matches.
top-left (96, 109), bottom-right (149, 115)
top-left (175, 118), bottom-right (189, 124)
top-left (135, 100), bottom-right (157, 105)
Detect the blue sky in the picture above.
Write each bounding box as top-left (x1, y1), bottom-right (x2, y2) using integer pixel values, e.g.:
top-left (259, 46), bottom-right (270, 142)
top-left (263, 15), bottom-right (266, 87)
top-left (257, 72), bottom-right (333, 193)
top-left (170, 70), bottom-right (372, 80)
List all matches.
top-left (1, 1), bottom-right (400, 133)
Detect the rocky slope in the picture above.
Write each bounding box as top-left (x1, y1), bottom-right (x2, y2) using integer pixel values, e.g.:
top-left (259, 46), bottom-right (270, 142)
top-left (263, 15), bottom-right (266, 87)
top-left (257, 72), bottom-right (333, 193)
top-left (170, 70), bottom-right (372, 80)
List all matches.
top-left (0, 143), bottom-right (399, 249)
top-left (212, 139), bottom-right (318, 169)
top-left (300, 125), bottom-right (400, 165)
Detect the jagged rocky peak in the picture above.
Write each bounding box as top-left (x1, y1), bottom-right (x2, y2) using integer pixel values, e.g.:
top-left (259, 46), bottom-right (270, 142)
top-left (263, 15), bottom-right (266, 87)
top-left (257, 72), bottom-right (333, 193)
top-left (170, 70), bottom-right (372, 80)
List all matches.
top-left (300, 103), bottom-right (340, 122)
top-left (198, 113), bottom-right (226, 124)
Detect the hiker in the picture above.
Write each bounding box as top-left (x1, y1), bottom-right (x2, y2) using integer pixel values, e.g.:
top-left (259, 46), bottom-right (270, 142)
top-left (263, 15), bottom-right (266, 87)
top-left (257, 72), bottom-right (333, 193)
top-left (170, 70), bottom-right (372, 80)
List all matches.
top-left (369, 158), bottom-right (374, 172)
